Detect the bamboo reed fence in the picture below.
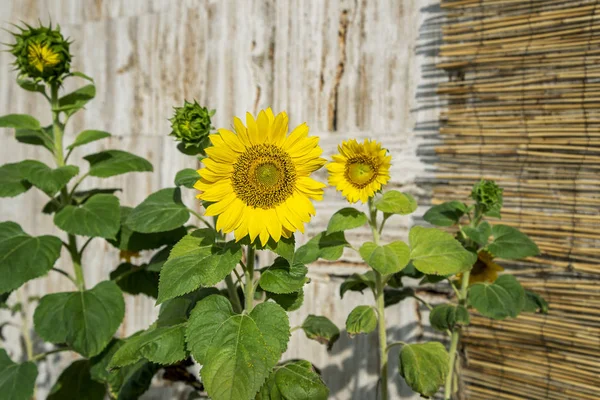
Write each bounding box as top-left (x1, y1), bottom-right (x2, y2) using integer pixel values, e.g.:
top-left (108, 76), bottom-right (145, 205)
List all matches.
top-left (433, 0), bottom-right (600, 398)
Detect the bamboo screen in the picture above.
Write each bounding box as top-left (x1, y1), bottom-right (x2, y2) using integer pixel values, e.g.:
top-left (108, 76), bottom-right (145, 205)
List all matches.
top-left (433, 0), bottom-right (600, 399)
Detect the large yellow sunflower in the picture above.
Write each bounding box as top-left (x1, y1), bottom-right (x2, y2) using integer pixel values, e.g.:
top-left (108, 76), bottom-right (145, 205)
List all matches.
top-left (327, 139), bottom-right (391, 203)
top-left (194, 108), bottom-right (326, 246)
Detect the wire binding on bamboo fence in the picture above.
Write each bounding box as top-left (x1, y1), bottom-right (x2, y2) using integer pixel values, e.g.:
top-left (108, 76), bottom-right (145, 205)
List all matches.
top-left (434, 0), bottom-right (600, 398)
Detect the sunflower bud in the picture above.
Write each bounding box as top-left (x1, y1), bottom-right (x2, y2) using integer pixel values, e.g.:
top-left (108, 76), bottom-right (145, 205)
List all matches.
top-left (8, 22), bottom-right (72, 84)
top-left (169, 101), bottom-right (214, 155)
top-left (471, 179), bottom-right (503, 216)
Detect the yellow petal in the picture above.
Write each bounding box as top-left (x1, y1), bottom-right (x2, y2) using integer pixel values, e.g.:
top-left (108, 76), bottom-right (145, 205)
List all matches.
top-left (217, 128), bottom-right (245, 153)
top-left (265, 208), bottom-right (282, 242)
top-left (246, 112), bottom-right (259, 145)
top-left (204, 192), bottom-right (237, 216)
top-left (233, 116), bottom-right (252, 147)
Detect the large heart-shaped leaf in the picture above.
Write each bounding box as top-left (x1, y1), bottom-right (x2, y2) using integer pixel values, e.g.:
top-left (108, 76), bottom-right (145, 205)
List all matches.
top-left (374, 190), bottom-right (418, 215)
top-left (34, 281), bottom-right (125, 357)
top-left (326, 207), bottom-right (368, 234)
top-left (429, 304), bottom-right (470, 332)
top-left (359, 241), bottom-right (410, 275)
top-left (18, 160), bottom-right (79, 196)
top-left (399, 342), bottom-right (449, 397)
top-left (256, 360), bottom-right (329, 400)
top-left (468, 274), bottom-right (525, 320)
top-left (47, 359), bottom-right (105, 400)
top-left (0, 349), bottom-right (38, 400)
top-left (67, 130), bottom-right (111, 150)
top-left (409, 226), bottom-right (476, 275)
top-left (259, 257), bottom-right (308, 294)
top-left (0, 221), bottom-right (62, 293)
top-left (423, 201), bottom-right (467, 227)
top-left (109, 323), bottom-right (186, 367)
top-left (346, 305), bottom-right (377, 336)
top-left (84, 150), bottom-right (153, 178)
top-left (295, 231), bottom-right (348, 264)
top-left (186, 295), bottom-right (290, 400)
top-left (487, 224), bottom-right (540, 260)
top-left (157, 230), bottom-right (242, 304)
top-left (126, 188), bottom-right (189, 233)
top-left (0, 163), bottom-right (32, 197)
top-left (54, 194), bottom-right (121, 239)
top-left (301, 315), bottom-right (340, 350)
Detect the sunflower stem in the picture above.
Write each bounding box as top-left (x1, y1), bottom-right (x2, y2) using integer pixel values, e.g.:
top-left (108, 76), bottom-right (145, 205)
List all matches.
top-left (225, 274), bottom-right (243, 314)
top-left (244, 246), bottom-right (256, 313)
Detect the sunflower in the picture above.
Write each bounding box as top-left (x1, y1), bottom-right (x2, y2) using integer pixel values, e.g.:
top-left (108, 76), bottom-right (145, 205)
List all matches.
top-left (459, 250), bottom-right (504, 285)
top-left (326, 139), bottom-right (391, 203)
top-left (194, 108), bottom-right (326, 246)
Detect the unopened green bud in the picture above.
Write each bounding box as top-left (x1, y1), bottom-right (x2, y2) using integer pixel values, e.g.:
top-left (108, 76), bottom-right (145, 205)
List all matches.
top-left (9, 22), bottom-right (72, 84)
top-left (169, 101), bottom-right (214, 154)
top-left (471, 179), bottom-right (503, 216)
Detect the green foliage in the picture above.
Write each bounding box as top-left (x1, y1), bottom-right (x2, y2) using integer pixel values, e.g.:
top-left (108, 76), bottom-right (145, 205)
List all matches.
top-left (110, 263), bottom-right (159, 298)
top-left (0, 160), bottom-right (78, 197)
top-left (67, 129), bottom-right (111, 150)
top-left (15, 125), bottom-right (54, 151)
top-left (257, 360), bottom-right (329, 400)
top-left (294, 231), bottom-right (348, 264)
top-left (409, 226), bottom-right (476, 275)
top-left (58, 84), bottom-right (96, 116)
top-left (487, 224), bottom-right (540, 259)
top-left (0, 221), bottom-right (62, 293)
top-left (169, 100), bottom-right (214, 153)
top-left (468, 275), bottom-right (525, 320)
top-left (398, 342), bottom-right (449, 398)
top-left (383, 287), bottom-right (415, 308)
top-left (326, 207), bottom-right (368, 234)
top-left (266, 289), bottom-right (305, 312)
top-left (259, 257), bottom-right (308, 294)
top-left (157, 229), bottom-right (243, 304)
top-left (47, 359), bottom-right (105, 400)
top-left (346, 305), bottom-right (377, 336)
top-left (422, 201), bottom-right (467, 227)
top-left (0, 114), bottom-right (41, 130)
top-left (523, 290), bottom-right (549, 314)
top-left (54, 193), bottom-right (121, 239)
top-left (34, 281), bottom-right (125, 357)
top-left (359, 241), bottom-right (410, 275)
top-left (374, 190), bottom-right (417, 215)
top-left (84, 150), bottom-right (153, 178)
top-left (429, 304), bottom-right (470, 332)
top-left (301, 315), bottom-right (340, 350)
top-left (186, 295), bottom-right (290, 400)
top-left (174, 168), bottom-right (200, 188)
top-left (471, 179), bottom-right (503, 217)
top-left (461, 221), bottom-right (491, 246)
top-left (0, 163), bottom-right (33, 197)
top-left (126, 188), bottom-right (190, 233)
top-left (339, 271), bottom-right (376, 298)
top-left (267, 235), bottom-right (296, 264)
top-left (0, 349), bottom-right (37, 400)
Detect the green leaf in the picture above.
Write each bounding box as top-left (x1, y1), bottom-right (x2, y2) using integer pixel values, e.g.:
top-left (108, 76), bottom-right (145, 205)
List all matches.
top-left (174, 168), bottom-right (200, 188)
top-left (70, 71), bottom-right (95, 82)
top-left (326, 207), bottom-right (368, 234)
top-left (374, 190), bottom-right (418, 215)
top-left (294, 231), bottom-right (348, 264)
top-left (259, 257), bottom-right (308, 294)
top-left (47, 359), bottom-right (105, 400)
top-left (462, 222), bottom-right (491, 246)
top-left (54, 194), bottom-right (121, 239)
top-left (126, 188), bottom-right (190, 233)
top-left (0, 163), bottom-right (32, 197)
top-left (468, 275), bottom-right (525, 320)
top-left (186, 295), bottom-right (290, 400)
top-left (301, 315), bottom-right (340, 350)
top-left (340, 271), bottom-right (376, 298)
top-left (17, 78), bottom-right (46, 94)
top-left (409, 226), bottom-right (477, 275)
top-left (0, 221), bottom-right (62, 293)
top-left (57, 84), bottom-right (96, 116)
top-left (384, 287), bottom-right (415, 307)
top-left (90, 339), bottom-right (122, 384)
top-left (488, 224), bottom-right (540, 260)
top-left (109, 323), bottom-right (187, 368)
top-left (157, 230), bottom-right (242, 304)
top-left (0, 349), bottom-right (37, 400)
top-left (429, 304), bottom-right (470, 332)
top-left (108, 360), bottom-right (160, 400)
top-left (0, 114), bottom-right (41, 130)
top-left (15, 125), bottom-right (54, 151)
top-left (266, 289), bottom-right (304, 312)
top-left (523, 290), bottom-right (549, 314)
top-left (267, 235), bottom-right (295, 264)
top-left (157, 287), bottom-right (221, 327)
top-left (399, 342), bottom-right (449, 397)
top-left (110, 263), bottom-right (159, 298)
top-left (34, 281), bottom-right (125, 357)
top-left (19, 160), bottom-right (79, 196)
top-left (359, 241), bottom-right (410, 275)
top-left (67, 130), bottom-right (111, 150)
top-left (346, 305), bottom-right (377, 336)
top-left (85, 150), bottom-right (153, 178)
top-left (423, 201), bottom-right (467, 227)
top-left (256, 360), bottom-right (329, 400)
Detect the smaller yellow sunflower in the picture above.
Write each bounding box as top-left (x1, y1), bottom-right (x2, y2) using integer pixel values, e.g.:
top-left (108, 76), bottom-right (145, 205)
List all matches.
top-left (459, 250), bottom-right (504, 286)
top-left (27, 42), bottom-right (61, 72)
top-left (327, 139), bottom-right (391, 203)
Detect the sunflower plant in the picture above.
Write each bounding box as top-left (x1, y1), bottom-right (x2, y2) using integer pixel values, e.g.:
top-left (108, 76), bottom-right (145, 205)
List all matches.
top-left (324, 140), bottom-right (547, 399)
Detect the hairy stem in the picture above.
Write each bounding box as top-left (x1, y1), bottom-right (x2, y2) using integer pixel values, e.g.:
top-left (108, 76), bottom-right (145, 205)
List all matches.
top-left (50, 84), bottom-right (64, 167)
top-left (68, 232), bottom-right (85, 291)
top-left (225, 274), bottom-right (243, 314)
top-left (244, 246), bottom-right (256, 313)
top-left (31, 347), bottom-right (69, 361)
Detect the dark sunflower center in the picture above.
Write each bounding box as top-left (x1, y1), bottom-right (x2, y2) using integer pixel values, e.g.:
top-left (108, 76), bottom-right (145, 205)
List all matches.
top-left (345, 156), bottom-right (378, 188)
top-left (232, 144), bottom-right (296, 209)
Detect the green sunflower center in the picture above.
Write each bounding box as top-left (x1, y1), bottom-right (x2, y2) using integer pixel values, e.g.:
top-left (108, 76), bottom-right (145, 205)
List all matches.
top-left (232, 144), bottom-right (296, 209)
top-left (346, 156), bottom-right (378, 188)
